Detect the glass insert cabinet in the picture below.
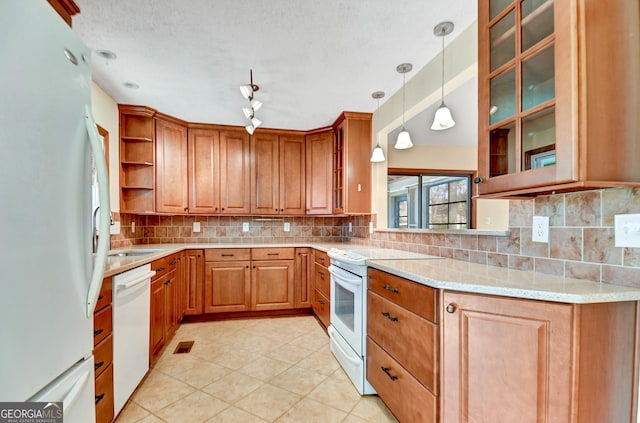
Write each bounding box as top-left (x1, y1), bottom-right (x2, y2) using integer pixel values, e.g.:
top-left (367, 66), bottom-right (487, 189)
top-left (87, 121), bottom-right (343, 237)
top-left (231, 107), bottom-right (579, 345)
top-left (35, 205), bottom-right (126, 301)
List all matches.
top-left (477, 0), bottom-right (640, 196)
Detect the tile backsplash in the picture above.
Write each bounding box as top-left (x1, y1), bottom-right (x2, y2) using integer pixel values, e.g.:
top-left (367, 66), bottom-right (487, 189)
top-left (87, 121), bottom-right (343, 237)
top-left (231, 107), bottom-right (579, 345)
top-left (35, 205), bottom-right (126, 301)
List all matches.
top-left (111, 187), bottom-right (640, 288)
top-left (343, 187), bottom-right (640, 288)
top-left (110, 215), bottom-right (346, 249)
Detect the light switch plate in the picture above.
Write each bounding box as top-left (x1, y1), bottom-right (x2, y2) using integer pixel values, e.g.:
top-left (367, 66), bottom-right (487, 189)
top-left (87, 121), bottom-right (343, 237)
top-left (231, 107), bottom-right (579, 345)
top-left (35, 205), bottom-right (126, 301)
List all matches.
top-left (242, 222), bottom-right (249, 232)
top-left (131, 221), bottom-right (135, 233)
top-left (532, 216), bottom-right (549, 243)
top-left (284, 222), bottom-right (290, 232)
top-left (369, 222), bottom-right (374, 234)
top-left (193, 222), bottom-right (201, 232)
top-left (615, 214), bottom-right (640, 248)
top-left (348, 222), bottom-right (353, 233)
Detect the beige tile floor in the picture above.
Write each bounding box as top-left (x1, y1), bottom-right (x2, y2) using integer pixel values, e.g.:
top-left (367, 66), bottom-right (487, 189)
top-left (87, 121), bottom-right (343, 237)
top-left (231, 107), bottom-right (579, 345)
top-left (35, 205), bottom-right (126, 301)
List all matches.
top-left (116, 316), bottom-right (398, 423)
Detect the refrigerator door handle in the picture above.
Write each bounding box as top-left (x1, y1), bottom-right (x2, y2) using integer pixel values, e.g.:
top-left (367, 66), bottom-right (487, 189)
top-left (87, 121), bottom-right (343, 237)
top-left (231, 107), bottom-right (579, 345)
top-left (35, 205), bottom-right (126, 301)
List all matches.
top-left (61, 368), bottom-right (91, 410)
top-left (85, 105), bottom-right (111, 317)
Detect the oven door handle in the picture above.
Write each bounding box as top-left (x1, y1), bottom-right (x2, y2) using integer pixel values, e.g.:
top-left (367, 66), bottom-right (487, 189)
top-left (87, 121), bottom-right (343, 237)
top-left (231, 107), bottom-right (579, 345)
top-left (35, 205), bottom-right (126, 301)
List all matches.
top-left (328, 265), bottom-right (362, 286)
top-left (328, 326), bottom-right (362, 365)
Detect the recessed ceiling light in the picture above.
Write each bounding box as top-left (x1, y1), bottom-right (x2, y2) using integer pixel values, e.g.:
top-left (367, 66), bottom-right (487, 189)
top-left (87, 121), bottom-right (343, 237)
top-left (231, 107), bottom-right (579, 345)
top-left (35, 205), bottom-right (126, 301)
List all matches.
top-left (123, 81), bottom-right (140, 89)
top-left (95, 49), bottom-right (117, 60)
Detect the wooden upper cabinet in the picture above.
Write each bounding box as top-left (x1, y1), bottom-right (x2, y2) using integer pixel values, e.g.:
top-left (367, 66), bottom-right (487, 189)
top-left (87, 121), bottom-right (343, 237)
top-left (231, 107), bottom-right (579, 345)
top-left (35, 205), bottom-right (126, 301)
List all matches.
top-left (305, 131), bottom-right (333, 214)
top-left (333, 113), bottom-right (372, 214)
top-left (188, 128), bottom-right (220, 214)
top-left (251, 133), bottom-right (280, 214)
top-left (251, 131), bottom-right (306, 215)
top-left (155, 117), bottom-right (188, 213)
top-left (477, 0), bottom-right (640, 196)
top-left (219, 129), bottom-right (251, 214)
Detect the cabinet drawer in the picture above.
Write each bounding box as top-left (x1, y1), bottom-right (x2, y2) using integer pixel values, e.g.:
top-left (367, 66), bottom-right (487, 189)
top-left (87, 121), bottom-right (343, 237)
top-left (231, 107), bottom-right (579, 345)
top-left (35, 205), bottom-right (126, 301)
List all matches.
top-left (314, 262), bottom-right (330, 298)
top-left (367, 337), bottom-right (437, 423)
top-left (312, 289), bottom-right (330, 328)
top-left (152, 254), bottom-right (177, 279)
top-left (205, 248), bottom-right (251, 261)
top-left (95, 363), bottom-right (114, 423)
top-left (368, 291), bottom-right (439, 394)
top-left (95, 276), bottom-right (112, 311)
top-left (368, 268), bottom-right (438, 323)
top-left (252, 247), bottom-right (294, 261)
top-left (93, 305), bottom-right (112, 346)
top-left (313, 249), bottom-right (329, 266)
top-left (93, 334), bottom-right (113, 379)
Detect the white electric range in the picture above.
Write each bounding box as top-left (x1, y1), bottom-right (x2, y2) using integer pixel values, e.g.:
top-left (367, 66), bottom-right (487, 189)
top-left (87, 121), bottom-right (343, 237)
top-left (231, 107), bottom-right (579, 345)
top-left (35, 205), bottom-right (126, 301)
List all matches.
top-left (326, 247), bottom-right (442, 394)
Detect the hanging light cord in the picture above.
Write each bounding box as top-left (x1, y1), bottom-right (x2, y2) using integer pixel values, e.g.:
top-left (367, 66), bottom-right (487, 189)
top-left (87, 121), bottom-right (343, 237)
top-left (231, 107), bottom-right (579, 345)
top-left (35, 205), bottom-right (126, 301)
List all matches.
top-left (402, 72), bottom-right (406, 126)
top-left (440, 27), bottom-right (445, 104)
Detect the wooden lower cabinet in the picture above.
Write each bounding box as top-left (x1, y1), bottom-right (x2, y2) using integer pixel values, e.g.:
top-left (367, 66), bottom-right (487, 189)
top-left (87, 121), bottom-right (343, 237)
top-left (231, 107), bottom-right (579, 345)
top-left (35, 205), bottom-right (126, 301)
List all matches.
top-left (442, 292), bottom-right (639, 423)
top-left (184, 250), bottom-right (204, 315)
top-left (294, 248), bottom-right (312, 308)
top-left (251, 260), bottom-right (294, 311)
top-left (149, 274), bottom-right (166, 362)
top-left (311, 289), bottom-right (330, 328)
top-left (204, 260), bottom-right (251, 313)
top-left (93, 276), bottom-right (113, 423)
top-left (367, 338), bottom-right (438, 423)
top-left (149, 254), bottom-right (179, 365)
top-left (311, 249), bottom-right (331, 327)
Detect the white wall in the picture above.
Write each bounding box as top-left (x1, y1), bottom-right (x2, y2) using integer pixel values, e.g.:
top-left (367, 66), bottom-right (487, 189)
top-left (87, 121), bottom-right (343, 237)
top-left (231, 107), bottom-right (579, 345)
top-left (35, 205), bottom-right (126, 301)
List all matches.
top-left (91, 82), bottom-right (119, 212)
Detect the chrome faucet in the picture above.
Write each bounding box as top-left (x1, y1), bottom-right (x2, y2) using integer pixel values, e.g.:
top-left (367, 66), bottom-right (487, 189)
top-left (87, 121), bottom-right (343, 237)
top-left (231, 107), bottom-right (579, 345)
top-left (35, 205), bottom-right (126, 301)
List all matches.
top-left (92, 206), bottom-right (100, 254)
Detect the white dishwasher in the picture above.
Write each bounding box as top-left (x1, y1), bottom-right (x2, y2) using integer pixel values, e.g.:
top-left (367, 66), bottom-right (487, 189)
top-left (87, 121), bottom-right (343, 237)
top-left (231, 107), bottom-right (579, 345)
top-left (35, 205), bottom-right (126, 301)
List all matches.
top-left (112, 264), bottom-right (155, 415)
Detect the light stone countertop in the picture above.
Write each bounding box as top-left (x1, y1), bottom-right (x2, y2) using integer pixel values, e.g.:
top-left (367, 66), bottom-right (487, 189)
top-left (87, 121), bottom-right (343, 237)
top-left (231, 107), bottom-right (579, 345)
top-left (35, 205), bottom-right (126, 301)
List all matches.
top-left (367, 258), bottom-right (640, 304)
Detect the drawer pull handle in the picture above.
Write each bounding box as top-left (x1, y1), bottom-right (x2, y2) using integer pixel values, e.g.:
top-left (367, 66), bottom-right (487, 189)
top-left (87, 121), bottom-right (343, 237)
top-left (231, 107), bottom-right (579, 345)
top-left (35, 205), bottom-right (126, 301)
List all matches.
top-left (156, 267), bottom-right (165, 272)
top-left (318, 299), bottom-right (325, 305)
top-left (446, 303), bottom-right (457, 313)
top-left (164, 280), bottom-right (171, 285)
top-left (170, 261), bottom-right (177, 265)
top-left (221, 254), bottom-right (234, 257)
top-left (95, 393), bottom-right (105, 405)
top-left (94, 361), bottom-right (104, 371)
top-left (381, 311), bottom-right (398, 322)
top-left (318, 271), bottom-right (325, 276)
top-left (381, 366), bottom-right (398, 381)
top-left (267, 253), bottom-right (279, 256)
top-left (382, 284), bottom-right (399, 293)
top-left (93, 328), bottom-right (104, 337)
top-left (98, 295), bottom-right (104, 301)
top-left (319, 257), bottom-right (325, 261)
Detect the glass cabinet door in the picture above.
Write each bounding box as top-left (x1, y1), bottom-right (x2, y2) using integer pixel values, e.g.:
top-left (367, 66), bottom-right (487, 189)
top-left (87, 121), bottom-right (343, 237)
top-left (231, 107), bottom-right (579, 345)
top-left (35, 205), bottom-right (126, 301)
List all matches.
top-left (483, 0), bottom-right (556, 181)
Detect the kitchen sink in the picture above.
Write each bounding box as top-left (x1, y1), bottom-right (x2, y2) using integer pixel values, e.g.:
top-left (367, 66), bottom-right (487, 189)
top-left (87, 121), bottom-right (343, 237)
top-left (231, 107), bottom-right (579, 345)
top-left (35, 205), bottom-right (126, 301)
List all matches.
top-left (108, 249), bottom-right (164, 257)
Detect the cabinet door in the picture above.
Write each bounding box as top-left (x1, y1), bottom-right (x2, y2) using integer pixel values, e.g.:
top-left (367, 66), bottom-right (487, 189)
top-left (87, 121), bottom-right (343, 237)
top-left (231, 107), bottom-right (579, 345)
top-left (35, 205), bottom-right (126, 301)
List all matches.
top-left (442, 291), bottom-right (572, 423)
top-left (149, 277), bottom-right (166, 362)
top-left (188, 128), bottom-right (220, 214)
top-left (294, 248), bottom-right (311, 308)
top-left (343, 117), bottom-right (371, 214)
top-left (305, 131), bottom-right (333, 214)
top-left (251, 260), bottom-right (294, 311)
top-left (332, 124), bottom-right (345, 214)
top-left (251, 133), bottom-right (279, 214)
top-left (164, 270), bottom-right (179, 339)
top-left (280, 135), bottom-right (306, 214)
top-left (219, 130), bottom-right (251, 214)
top-left (204, 261), bottom-right (251, 313)
top-left (175, 251), bottom-right (186, 319)
top-left (184, 250), bottom-right (204, 315)
top-left (155, 118), bottom-right (188, 213)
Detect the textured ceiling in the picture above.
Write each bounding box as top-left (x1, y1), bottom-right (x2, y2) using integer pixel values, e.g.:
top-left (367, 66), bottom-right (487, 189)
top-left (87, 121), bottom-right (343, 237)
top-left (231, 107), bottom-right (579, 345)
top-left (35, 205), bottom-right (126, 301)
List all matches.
top-left (73, 0), bottom-right (477, 131)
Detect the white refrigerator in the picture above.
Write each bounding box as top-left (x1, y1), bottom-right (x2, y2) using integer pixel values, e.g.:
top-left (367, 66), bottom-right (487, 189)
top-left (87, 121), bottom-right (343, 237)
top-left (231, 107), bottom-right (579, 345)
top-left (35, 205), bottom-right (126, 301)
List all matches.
top-left (0, 1), bottom-right (111, 422)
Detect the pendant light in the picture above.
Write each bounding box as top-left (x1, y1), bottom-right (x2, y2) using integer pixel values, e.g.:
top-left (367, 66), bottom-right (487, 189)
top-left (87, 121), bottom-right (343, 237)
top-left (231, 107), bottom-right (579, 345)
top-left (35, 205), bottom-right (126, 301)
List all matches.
top-left (240, 69), bottom-right (263, 134)
top-left (431, 21), bottom-right (456, 131)
top-left (370, 91), bottom-right (386, 162)
top-left (395, 63), bottom-right (413, 149)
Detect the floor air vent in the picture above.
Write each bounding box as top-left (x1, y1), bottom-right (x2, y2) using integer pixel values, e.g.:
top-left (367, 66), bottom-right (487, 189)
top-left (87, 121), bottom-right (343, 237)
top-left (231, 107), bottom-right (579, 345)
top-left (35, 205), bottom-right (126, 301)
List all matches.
top-left (173, 341), bottom-right (194, 354)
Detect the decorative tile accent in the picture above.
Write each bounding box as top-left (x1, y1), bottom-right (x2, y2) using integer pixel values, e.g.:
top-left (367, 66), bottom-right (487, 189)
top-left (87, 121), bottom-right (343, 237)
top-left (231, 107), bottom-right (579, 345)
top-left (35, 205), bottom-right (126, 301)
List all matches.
top-left (549, 228), bottom-right (582, 261)
top-left (583, 228), bottom-right (622, 265)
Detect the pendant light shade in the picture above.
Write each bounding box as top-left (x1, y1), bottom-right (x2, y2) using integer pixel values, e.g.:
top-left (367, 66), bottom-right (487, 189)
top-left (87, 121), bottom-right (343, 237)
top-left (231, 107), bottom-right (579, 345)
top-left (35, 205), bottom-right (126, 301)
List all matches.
top-left (240, 69), bottom-right (263, 134)
top-left (431, 22), bottom-right (456, 131)
top-left (370, 145), bottom-right (386, 162)
top-left (394, 63), bottom-right (413, 150)
top-left (370, 91), bottom-right (387, 162)
top-left (245, 124), bottom-right (256, 135)
top-left (395, 129), bottom-right (413, 149)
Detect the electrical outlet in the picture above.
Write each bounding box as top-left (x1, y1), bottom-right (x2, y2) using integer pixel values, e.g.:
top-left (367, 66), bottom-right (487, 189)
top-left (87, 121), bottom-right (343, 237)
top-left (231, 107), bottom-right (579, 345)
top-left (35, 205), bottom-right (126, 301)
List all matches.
top-left (284, 222), bottom-right (290, 232)
top-left (369, 221), bottom-right (374, 234)
top-left (242, 222), bottom-right (249, 232)
top-left (110, 221), bottom-right (121, 235)
top-left (131, 221), bottom-right (135, 234)
top-left (485, 216), bottom-right (491, 226)
top-left (348, 222), bottom-right (353, 233)
top-left (532, 216), bottom-right (549, 243)
top-left (615, 214), bottom-right (640, 248)
top-left (193, 222), bottom-right (201, 232)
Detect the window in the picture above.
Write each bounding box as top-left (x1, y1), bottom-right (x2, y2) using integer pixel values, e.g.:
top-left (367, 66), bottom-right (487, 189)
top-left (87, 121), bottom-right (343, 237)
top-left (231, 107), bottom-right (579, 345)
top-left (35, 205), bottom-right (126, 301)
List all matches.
top-left (388, 172), bottom-right (471, 229)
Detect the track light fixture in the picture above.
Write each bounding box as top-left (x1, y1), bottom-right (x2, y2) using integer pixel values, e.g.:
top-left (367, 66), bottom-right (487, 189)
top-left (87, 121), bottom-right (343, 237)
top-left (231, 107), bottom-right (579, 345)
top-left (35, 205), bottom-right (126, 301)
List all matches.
top-left (240, 69), bottom-right (262, 134)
